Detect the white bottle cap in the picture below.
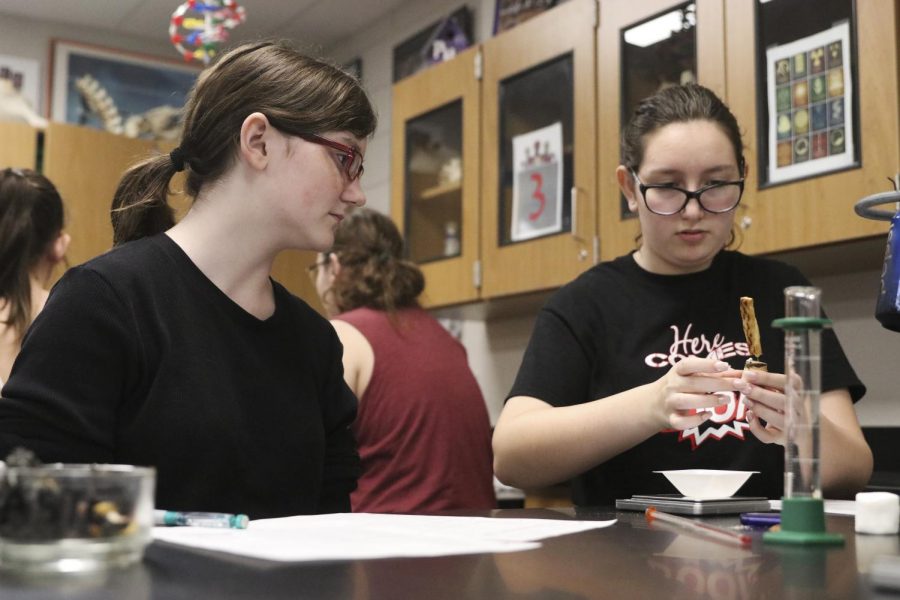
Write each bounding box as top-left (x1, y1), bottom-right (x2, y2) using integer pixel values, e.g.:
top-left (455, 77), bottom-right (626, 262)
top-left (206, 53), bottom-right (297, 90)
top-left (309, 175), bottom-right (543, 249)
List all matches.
top-left (856, 491), bottom-right (900, 534)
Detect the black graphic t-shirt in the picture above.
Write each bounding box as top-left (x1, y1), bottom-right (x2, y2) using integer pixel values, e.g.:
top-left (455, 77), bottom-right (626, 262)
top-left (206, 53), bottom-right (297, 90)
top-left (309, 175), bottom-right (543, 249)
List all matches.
top-left (508, 250), bottom-right (865, 506)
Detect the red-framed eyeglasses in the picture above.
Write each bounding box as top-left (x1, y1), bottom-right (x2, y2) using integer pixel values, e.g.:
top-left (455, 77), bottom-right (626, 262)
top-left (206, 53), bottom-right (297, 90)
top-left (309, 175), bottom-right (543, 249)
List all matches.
top-left (299, 133), bottom-right (364, 181)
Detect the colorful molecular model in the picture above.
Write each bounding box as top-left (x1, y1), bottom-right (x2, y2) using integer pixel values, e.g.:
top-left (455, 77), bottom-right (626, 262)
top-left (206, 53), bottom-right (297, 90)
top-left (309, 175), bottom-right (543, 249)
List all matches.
top-left (169, 0), bottom-right (246, 64)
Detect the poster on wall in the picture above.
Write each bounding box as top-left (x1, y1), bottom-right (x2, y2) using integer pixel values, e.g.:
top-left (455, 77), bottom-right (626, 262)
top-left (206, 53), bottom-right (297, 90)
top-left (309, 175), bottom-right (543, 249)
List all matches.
top-left (50, 39), bottom-right (199, 139)
top-left (0, 54), bottom-right (42, 115)
top-left (510, 121), bottom-right (563, 242)
top-left (766, 21), bottom-right (854, 185)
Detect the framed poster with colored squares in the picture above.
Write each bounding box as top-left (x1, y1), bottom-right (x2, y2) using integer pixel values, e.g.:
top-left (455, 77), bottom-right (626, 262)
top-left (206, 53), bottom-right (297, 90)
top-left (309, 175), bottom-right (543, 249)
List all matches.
top-left (766, 22), bottom-right (854, 185)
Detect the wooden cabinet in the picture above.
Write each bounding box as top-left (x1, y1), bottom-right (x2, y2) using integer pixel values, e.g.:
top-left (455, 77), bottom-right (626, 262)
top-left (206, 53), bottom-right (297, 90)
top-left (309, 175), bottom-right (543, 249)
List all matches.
top-left (724, 0), bottom-right (898, 254)
top-left (597, 0), bottom-right (727, 261)
top-left (43, 123), bottom-right (159, 269)
top-left (480, 0), bottom-right (598, 298)
top-left (391, 0), bottom-right (598, 307)
top-left (391, 45), bottom-right (481, 308)
top-left (0, 121), bottom-right (38, 170)
top-left (398, 0), bottom-right (898, 307)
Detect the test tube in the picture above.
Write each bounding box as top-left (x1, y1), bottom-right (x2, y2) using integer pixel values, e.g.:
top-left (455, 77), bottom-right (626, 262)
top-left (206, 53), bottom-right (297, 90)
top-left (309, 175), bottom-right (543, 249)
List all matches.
top-left (782, 286), bottom-right (823, 499)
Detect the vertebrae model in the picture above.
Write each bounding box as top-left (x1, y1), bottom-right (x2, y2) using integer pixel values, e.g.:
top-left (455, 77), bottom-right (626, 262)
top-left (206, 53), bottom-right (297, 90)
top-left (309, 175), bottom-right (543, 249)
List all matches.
top-left (74, 74), bottom-right (182, 141)
top-left (74, 74), bottom-right (124, 134)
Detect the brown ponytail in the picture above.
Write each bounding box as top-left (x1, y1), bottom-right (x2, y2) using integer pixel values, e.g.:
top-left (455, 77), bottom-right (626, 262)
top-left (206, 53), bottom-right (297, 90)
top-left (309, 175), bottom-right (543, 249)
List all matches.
top-left (110, 154), bottom-right (177, 246)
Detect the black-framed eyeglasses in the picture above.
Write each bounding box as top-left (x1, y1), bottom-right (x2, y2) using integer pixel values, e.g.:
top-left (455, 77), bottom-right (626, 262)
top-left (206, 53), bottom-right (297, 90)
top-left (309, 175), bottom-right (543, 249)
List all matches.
top-left (299, 133), bottom-right (364, 181)
top-left (631, 170), bottom-right (745, 216)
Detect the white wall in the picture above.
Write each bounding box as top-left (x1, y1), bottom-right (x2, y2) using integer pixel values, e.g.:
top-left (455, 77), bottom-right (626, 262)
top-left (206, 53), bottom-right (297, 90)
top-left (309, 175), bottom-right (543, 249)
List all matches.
top-left (811, 267), bottom-right (900, 425)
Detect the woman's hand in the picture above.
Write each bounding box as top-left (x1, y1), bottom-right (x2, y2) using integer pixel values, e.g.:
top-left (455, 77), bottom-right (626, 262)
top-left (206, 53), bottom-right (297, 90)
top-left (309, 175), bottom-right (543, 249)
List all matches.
top-left (737, 369), bottom-right (788, 445)
top-left (654, 357), bottom-right (742, 430)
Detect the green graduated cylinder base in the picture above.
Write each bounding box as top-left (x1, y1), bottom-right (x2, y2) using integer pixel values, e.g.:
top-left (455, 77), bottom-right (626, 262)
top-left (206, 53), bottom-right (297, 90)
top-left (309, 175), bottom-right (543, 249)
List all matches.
top-left (764, 497), bottom-right (845, 546)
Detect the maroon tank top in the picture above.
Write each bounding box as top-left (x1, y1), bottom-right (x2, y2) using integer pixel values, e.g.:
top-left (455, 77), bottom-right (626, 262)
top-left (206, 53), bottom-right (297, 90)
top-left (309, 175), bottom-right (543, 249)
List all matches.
top-left (336, 307), bottom-right (495, 513)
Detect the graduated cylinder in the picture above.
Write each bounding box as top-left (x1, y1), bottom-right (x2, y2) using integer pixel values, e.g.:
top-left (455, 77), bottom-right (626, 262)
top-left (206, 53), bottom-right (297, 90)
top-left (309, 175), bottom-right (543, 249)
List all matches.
top-left (782, 286), bottom-right (825, 499)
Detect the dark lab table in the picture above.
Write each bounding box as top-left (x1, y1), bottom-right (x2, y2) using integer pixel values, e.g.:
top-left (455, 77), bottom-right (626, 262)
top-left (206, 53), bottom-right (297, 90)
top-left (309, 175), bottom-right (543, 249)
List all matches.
top-left (0, 507), bottom-right (897, 599)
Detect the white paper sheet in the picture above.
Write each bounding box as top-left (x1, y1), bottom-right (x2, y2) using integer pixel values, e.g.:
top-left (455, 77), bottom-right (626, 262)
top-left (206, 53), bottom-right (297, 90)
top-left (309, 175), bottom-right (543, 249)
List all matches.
top-left (152, 513), bottom-right (616, 563)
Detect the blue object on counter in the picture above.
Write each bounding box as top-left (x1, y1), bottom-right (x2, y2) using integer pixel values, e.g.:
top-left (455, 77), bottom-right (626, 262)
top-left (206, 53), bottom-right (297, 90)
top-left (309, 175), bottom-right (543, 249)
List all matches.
top-left (876, 211), bottom-right (900, 332)
top-left (740, 512), bottom-right (781, 529)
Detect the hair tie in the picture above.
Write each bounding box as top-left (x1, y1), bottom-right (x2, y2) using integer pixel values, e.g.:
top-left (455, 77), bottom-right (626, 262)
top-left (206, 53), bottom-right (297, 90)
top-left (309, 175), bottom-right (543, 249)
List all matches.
top-left (169, 147), bottom-right (186, 172)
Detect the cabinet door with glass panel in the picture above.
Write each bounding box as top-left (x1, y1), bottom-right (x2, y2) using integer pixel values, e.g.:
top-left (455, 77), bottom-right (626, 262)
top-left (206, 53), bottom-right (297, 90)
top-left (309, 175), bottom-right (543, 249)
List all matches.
top-left (391, 45), bottom-right (481, 308)
top-left (480, 0), bottom-right (598, 299)
top-left (724, 0), bottom-right (898, 254)
top-left (597, 0), bottom-right (727, 261)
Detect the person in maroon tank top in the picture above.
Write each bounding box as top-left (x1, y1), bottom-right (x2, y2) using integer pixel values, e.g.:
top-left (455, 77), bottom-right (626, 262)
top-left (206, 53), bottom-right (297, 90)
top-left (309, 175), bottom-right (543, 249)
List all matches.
top-left (312, 208), bottom-right (496, 513)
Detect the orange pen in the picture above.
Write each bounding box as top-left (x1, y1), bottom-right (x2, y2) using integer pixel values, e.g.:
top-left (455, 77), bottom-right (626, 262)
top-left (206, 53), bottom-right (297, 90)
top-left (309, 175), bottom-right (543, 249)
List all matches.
top-left (645, 507), bottom-right (752, 548)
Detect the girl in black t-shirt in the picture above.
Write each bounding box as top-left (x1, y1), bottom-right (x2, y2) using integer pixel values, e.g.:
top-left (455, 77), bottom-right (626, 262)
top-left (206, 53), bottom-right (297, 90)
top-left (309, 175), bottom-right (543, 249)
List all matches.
top-left (493, 84), bottom-right (871, 503)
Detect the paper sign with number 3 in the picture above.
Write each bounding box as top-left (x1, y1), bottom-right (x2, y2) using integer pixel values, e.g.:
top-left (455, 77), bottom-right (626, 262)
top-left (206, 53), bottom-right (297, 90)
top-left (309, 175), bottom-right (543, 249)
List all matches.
top-left (511, 121), bottom-right (564, 242)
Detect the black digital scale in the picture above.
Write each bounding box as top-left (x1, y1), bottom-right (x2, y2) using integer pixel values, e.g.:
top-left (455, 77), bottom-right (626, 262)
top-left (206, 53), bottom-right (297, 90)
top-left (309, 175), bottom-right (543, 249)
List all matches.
top-left (615, 494), bottom-right (771, 516)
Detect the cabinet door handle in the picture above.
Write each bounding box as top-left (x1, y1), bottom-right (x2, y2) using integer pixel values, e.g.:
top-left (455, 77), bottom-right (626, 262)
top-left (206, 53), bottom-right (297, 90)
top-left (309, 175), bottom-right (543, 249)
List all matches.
top-left (571, 186), bottom-right (588, 246)
top-left (571, 186), bottom-right (580, 241)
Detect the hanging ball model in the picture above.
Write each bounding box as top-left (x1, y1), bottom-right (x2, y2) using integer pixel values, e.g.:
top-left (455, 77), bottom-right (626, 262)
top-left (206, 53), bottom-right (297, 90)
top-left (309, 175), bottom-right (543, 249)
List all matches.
top-left (169, 0), bottom-right (246, 65)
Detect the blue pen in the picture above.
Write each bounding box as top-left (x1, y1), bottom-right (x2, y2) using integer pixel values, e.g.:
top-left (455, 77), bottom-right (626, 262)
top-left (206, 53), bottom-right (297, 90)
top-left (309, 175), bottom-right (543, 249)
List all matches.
top-left (154, 509), bottom-right (249, 529)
